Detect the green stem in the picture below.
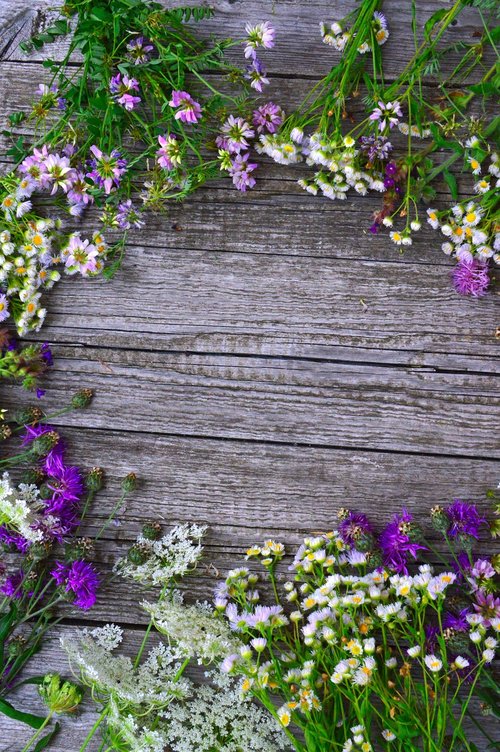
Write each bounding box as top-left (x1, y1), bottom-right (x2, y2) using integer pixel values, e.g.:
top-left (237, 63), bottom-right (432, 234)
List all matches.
top-left (20, 711), bottom-right (53, 752)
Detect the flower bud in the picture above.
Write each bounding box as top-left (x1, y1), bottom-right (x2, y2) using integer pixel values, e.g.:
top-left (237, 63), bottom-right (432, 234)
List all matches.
top-left (39, 674), bottom-right (83, 713)
top-left (15, 406), bottom-right (44, 425)
top-left (85, 467), bottom-right (104, 492)
top-left (66, 537), bottom-right (94, 561)
top-left (31, 431), bottom-right (60, 457)
top-left (71, 388), bottom-right (93, 409)
top-left (127, 542), bottom-right (150, 565)
top-left (122, 472), bottom-right (138, 492)
top-left (142, 520), bottom-right (162, 540)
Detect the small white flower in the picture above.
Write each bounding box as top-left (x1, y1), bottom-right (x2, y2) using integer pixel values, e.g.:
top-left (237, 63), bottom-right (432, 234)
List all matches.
top-left (470, 630), bottom-right (482, 644)
top-left (424, 654), bottom-right (442, 672)
top-left (407, 646), bottom-right (421, 658)
top-left (453, 656), bottom-right (470, 669)
top-left (482, 649), bottom-right (495, 663)
top-left (382, 730), bottom-right (396, 741)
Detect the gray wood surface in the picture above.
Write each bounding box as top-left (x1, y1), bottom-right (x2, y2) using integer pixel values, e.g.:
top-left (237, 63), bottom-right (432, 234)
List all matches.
top-left (1, 0), bottom-right (499, 749)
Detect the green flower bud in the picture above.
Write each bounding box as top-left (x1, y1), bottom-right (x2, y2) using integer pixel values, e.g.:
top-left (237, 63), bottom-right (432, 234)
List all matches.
top-left (7, 635), bottom-right (27, 659)
top-left (85, 466), bottom-right (104, 492)
top-left (141, 520), bottom-right (162, 540)
top-left (14, 406), bottom-right (44, 426)
top-left (39, 674), bottom-right (83, 714)
top-left (31, 431), bottom-right (60, 457)
top-left (65, 537), bottom-right (94, 561)
top-left (127, 542), bottom-right (151, 565)
top-left (71, 388), bottom-right (93, 409)
top-left (22, 466), bottom-right (46, 485)
top-left (122, 472), bottom-right (138, 492)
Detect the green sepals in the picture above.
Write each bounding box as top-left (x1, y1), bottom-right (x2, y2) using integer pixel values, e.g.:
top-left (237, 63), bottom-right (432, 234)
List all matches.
top-left (38, 674), bottom-right (83, 714)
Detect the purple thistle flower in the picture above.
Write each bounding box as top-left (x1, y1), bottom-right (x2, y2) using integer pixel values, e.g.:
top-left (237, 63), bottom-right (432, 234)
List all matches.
top-left (1, 570), bottom-right (25, 598)
top-left (443, 608), bottom-right (470, 632)
top-left (338, 511), bottom-right (373, 548)
top-left (51, 560), bottom-right (99, 610)
top-left (0, 526), bottom-right (30, 553)
top-left (379, 508), bottom-right (427, 574)
top-left (126, 36), bottom-right (154, 64)
top-left (21, 423), bottom-right (54, 446)
top-left (446, 500), bottom-right (486, 539)
top-left (109, 73), bottom-right (141, 111)
top-left (452, 259), bottom-right (490, 297)
top-left (36, 388), bottom-right (45, 399)
top-left (369, 222), bottom-right (380, 234)
top-left (169, 91), bottom-right (202, 124)
top-left (474, 589), bottom-right (500, 627)
top-left (252, 102), bottom-right (284, 134)
top-left (228, 152), bottom-right (258, 192)
top-left (44, 452), bottom-right (83, 506)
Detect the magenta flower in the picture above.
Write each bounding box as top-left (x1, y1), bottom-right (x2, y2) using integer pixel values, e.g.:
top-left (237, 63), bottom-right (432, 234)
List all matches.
top-left (228, 152), bottom-right (258, 192)
top-left (156, 133), bottom-right (181, 169)
top-left (219, 115), bottom-right (254, 154)
top-left (474, 589), bottom-right (500, 627)
top-left (86, 145), bottom-right (127, 194)
top-left (1, 570), bottom-right (25, 599)
top-left (109, 73), bottom-right (141, 110)
top-left (244, 21), bottom-right (276, 59)
top-left (0, 527), bottom-right (30, 553)
top-left (446, 500), bottom-right (486, 540)
top-left (63, 233), bottom-right (99, 277)
top-left (452, 259), bottom-right (490, 297)
top-left (51, 560), bottom-right (99, 610)
top-left (169, 90), bottom-right (202, 124)
top-left (252, 102), bottom-right (284, 134)
top-left (379, 509), bottom-right (427, 574)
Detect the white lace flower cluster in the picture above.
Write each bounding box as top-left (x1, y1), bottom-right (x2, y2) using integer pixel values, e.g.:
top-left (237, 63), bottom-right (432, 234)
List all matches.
top-left (161, 670), bottom-right (290, 752)
top-left (0, 471), bottom-right (45, 544)
top-left (143, 591), bottom-right (242, 663)
top-left (61, 626), bottom-right (191, 708)
top-left (114, 523), bottom-right (206, 586)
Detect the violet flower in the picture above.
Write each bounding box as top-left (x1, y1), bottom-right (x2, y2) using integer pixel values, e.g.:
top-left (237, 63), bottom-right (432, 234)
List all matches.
top-left (252, 102), bottom-right (284, 134)
top-left (109, 73), bottom-right (141, 110)
top-left (370, 101), bottom-right (402, 131)
top-left (474, 589), bottom-right (500, 627)
top-left (126, 35), bottom-right (154, 64)
top-left (244, 21), bottom-right (276, 59)
top-left (51, 560), bottom-right (99, 610)
top-left (220, 115), bottom-right (254, 154)
top-left (156, 133), bottom-right (181, 170)
top-left (228, 152), bottom-right (258, 192)
top-left (116, 199), bottom-right (145, 230)
top-left (338, 511), bottom-right (373, 548)
top-left (452, 259), bottom-right (490, 297)
top-left (245, 56), bottom-right (269, 92)
top-left (379, 508), bottom-right (427, 574)
top-left (86, 146), bottom-right (127, 194)
top-left (169, 91), bottom-right (202, 124)
top-left (446, 500), bottom-right (486, 540)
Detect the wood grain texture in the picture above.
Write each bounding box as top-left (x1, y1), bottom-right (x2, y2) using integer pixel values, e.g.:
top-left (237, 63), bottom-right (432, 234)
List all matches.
top-left (1, 0), bottom-right (499, 748)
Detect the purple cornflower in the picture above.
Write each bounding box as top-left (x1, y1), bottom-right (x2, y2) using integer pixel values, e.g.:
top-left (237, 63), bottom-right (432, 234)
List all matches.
top-left (338, 511), bottom-right (373, 548)
top-left (252, 102), bottom-right (284, 134)
top-left (109, 73), bottom-right (141, 110)
top-left (228, 152), bottom-right (258, 192)
top-left (21, 423), bottom-right (59, 451)
top-left (51, 560), bottom-right (99, 610)
top-left (443, 608), bottom-right (470, 632)
top-left (1, 570), bottom-right (25, 598)
top-left (63, 234), bottom-right (98, 277)
top-left (474, 589), bottom-right (500, 627)
top-left (379, 509), bottom-right (427, 574)
top-left (0, 526), bottom-right (30, 553)
top-left (244, 21), bottom-right (276, 59)
top-left (452, 259), bottom-right (490, 297)
top-left (219, 115), bottom-right (254, 154)
top-left (370, 101), bottom-right (402, 131)
top-left (116, 199), bottom-right (145, 230)
top-left (156, 133), bottom-right (181, 170)
top-left (0, 293), bottom-right (9, 323)
top-left (359, 135), bottom-right (393, 162)
top-left (86, 146), bottom-right (127, 194)
top-left (44, 452), bottom-right (83, 506)
top-left (126, 35), bottom-right (154, 64)
top-left (245, 56), bottom-right (269, 92)
top-left (169, 91), bottom-right (202, 124)
top-left (446, 500), bottom-right (486, 540)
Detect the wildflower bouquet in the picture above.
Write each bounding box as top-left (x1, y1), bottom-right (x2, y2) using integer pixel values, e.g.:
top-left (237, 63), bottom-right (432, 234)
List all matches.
top-left (259, 0), bottom-right (500, 296)
top-left (0, 390), bottom-right (134, 743)
top-left (1, 0), bottom-right (277, 333)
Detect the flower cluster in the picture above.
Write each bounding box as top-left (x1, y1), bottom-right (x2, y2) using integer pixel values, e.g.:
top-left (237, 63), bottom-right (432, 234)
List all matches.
top-left (320, 11), bottom-right (389, 53)
top-left (0, 329), bottom-right (52, 392)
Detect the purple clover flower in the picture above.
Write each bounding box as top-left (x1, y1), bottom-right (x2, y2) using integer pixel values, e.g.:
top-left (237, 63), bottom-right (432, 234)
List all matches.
top-left (369, 101), bottom-right (402, 131)
top-left (474, 589), bottom-right (500, 627)
top-left (452, 259), bottom-right (490, 297)
top-left (169, 91), bottom-right (202, 124)
top-left (126, 36), bottom-right (154, 64)
top-left (244, 21), bottom-right (276, 59)
top-left (338, 511), bottom-right (373, 548)
top-left (116, 199), bottom-right (145, 230)
top-left (379, 508), bottom-right (427, 574)
top-left (446, 500), bottom-right (486, 540)
top-left (252, 102), bottom-right (284, 134)
top-left (156, 133), bottom-right (180, 170)
top-left (219, 115), bottom-right (254, 154)
top-left (359, 135), bottom-right (393, 162)
top-left (228, 152), bottom-right (258, 192)
top-left (86, 146), bottom-right (127, 195)
top-left (245, 56), bottom-right (269, 92)
top-left (109, 73), bottom-right (141, 111)
top-left (51, 560), bottom-right (99, 610)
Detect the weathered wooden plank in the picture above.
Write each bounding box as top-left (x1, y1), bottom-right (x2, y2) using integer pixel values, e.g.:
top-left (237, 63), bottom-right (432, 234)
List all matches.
top-left (3, 349), bottom-right (499, 457)
top-left (27, 247), bottom-right (500, 359)
top-left (0, 0), bottom-right (490, 83)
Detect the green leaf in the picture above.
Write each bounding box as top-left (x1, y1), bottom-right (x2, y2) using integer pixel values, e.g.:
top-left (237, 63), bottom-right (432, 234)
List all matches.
top-left (34, 722), bottom-right (61, 751)
top-left (0, 698), bottom-right (45, 729)
top-left (90, 6), bottom-right (112, 22)
top-left (424, 9), bottom-right (448, 40)
top-left (443, 168), bottom-right (458, 200)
